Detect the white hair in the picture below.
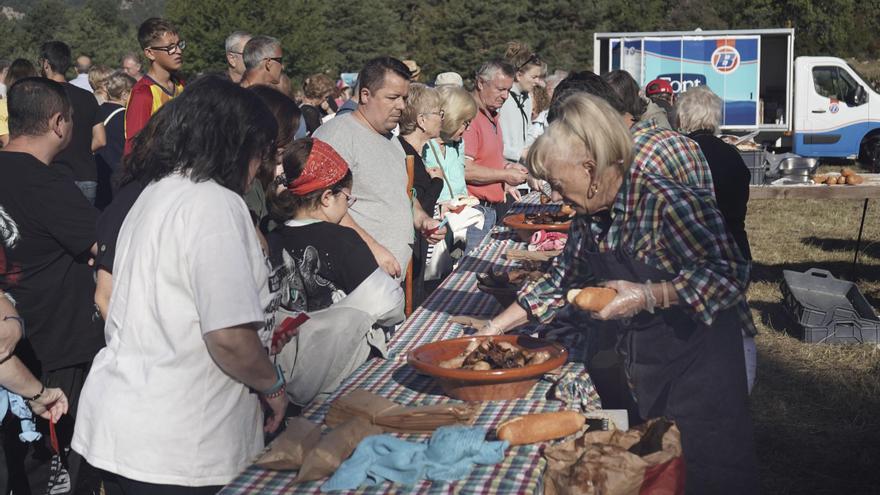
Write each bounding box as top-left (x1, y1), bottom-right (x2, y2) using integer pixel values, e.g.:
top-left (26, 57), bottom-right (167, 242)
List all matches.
top-left (243, 36), bottom-right (281, 71)
top-left (675, 85), bottom-right (723, 134)
top-left (225, 31), bottom-right (251, 53)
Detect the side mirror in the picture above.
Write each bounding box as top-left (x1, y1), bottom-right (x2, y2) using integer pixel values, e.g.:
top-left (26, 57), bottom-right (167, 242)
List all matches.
top-left (847, 85), bottom-right (868, 106)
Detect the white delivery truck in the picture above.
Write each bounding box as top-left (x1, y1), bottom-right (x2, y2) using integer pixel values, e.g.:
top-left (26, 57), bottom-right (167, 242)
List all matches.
top-left (593, 29), bottom-right (880, 169)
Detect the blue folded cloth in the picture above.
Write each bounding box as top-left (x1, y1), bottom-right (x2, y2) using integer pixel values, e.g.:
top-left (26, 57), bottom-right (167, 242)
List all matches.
top-left (0, 387), bottom-right (42, 442)
top-left (321, 425), bottom-right (508, 491)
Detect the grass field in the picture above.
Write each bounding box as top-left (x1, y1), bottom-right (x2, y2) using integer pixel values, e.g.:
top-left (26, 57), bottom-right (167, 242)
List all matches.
top-left (747, 165), bottom-right (880, 494)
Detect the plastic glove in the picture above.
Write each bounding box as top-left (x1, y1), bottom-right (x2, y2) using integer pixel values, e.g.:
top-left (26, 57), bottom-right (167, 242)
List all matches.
top-left (594, 280), bottom-right (650, 320)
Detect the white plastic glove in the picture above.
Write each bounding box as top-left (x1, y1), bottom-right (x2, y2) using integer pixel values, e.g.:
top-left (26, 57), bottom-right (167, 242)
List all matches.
top-left (594, 280), bottom-right (652, 320)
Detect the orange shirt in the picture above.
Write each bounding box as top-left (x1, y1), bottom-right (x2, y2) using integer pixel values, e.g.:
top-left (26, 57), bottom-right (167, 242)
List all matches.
top-left (124, 75), bottom-right (184, 155)
top-left (463, 107), bottom-right (505, 203)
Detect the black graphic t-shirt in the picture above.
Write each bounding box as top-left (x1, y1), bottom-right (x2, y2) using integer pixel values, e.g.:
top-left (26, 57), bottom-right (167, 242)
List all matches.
top-left (0, 151), bottom-right (103, 372)
top-left (268, 220), bottom-right (377, 313)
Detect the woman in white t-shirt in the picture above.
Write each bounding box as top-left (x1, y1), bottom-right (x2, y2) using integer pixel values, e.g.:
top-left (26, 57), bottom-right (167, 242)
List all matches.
top-left (72, 75), bottom-right (286, 494)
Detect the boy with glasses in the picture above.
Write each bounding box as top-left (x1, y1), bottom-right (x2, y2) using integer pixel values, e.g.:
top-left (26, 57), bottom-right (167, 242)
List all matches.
top-left (124, 17), bottom-right (185, 155)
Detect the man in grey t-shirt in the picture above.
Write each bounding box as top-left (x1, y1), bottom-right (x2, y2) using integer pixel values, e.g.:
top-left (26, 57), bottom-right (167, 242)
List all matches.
top-left (314, 57), bottom-right (443, 279)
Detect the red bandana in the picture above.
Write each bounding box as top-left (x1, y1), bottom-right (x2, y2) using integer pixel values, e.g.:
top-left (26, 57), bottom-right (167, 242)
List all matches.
top-left (289, 139), bottom-right (349, 195)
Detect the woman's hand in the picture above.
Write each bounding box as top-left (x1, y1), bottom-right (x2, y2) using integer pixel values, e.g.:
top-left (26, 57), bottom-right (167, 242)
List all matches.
top-left (594, 280), bottom-right (649, 320)
top-left (28, 388), bottom-right (69, 423)
top-left (262, 393), bottom-right (288, 434)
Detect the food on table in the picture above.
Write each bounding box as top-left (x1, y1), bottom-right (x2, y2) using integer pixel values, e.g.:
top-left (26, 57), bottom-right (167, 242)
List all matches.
top-left (566, 287), bottom-right (618, 312)
top-left (846, 174), bottom-right (865, 185)
top-left (496, 410), bottom-right (586, 445)
top-left (478, 268), bottom-right (545, 289)
top-left (524, 210), bottom-right (574, 224)
top-left (814, 169), bottom-right (868, 186)
top-left (437, 337), bottom-right (553, 370)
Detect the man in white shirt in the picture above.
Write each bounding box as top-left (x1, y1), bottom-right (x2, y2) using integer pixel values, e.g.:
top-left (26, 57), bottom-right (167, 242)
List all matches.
top-left (69, 55), bottom-right (93, 93)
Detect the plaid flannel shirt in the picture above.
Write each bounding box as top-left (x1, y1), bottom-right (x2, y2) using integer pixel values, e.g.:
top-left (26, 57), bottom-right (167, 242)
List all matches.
top-left (518, 120), bottom-right (756, 334)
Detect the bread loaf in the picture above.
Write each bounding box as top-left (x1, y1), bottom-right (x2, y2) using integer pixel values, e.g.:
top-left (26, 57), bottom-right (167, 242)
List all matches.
top-left (837, 176), bottom-right (848, 184)
top-left (846, 174), bottom-right (864, 185)
top-left (841, 167), bottom-right (855, 177)
top-left (566, 287), bottom-right (617, 312)
top-left (496, 411), bottom-right (586, 445)
top-left (826, 176), bottom-right (839, 185)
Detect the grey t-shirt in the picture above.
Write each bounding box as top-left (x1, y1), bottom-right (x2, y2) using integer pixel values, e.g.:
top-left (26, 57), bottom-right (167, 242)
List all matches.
top-left (313, 114), bottom-right (413, 274)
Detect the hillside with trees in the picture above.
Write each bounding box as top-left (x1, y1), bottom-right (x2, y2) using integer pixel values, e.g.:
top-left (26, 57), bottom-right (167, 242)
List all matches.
top-left (0, 0), bottom-right (877, 85)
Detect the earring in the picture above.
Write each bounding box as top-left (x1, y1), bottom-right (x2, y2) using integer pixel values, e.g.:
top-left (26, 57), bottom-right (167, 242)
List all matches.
top-left (587, 182), bottom-right (599, 199)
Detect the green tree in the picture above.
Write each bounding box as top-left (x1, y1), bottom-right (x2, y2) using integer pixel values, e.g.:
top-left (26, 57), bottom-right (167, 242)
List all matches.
top-left (166, 0), bottom-right (335, 81)
top-left (58, 0), bottom-right (138, 68)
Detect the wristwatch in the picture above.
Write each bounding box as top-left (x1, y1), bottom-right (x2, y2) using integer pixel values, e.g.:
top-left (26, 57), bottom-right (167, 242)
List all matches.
top-left (260, 365), bottom-right (286, 399)
top-left (2, 315), bottom-right (24, 338)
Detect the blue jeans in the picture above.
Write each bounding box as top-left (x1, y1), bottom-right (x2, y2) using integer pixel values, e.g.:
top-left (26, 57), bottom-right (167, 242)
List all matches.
top-left (75, 180), bottom-right (97, 206)
top-left (465, 205), bottom-right (496, 254)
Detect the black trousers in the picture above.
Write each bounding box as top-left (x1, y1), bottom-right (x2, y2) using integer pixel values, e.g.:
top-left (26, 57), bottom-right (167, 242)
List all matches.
top-left (101, 471), bottom-right (222, 495)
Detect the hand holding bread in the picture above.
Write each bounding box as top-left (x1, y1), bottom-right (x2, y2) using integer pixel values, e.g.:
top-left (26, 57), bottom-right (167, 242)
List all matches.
top-left (566, 287), bottom-right (617, 312)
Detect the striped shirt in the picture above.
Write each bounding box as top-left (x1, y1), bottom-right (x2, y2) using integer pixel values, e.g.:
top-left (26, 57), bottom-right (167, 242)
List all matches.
top-left (124, 75), bottom-right (184, 155)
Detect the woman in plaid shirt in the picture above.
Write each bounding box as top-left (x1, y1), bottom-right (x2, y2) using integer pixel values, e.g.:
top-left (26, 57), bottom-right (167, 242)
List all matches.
top-left (479, 94), bottom-right (757, 493)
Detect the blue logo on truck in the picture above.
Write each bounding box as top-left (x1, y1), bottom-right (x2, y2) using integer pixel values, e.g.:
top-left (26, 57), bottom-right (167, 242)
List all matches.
top-left (656, 74), bottom-right (707, 94)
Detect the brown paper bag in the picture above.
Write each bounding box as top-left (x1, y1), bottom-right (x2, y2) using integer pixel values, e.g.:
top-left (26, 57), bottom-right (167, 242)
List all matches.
top-left (294, 416), bottom-right (383, 483)
top-left (254, 417), bottom-right (322, 470)
top-left (543, 417), bottom-right (684, 495)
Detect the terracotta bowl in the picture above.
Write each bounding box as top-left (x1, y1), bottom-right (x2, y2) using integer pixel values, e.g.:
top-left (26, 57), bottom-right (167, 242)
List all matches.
top-left (407, 335), bottom-right (568, 401)
top-left (502, 213), bottom-right (571, 242)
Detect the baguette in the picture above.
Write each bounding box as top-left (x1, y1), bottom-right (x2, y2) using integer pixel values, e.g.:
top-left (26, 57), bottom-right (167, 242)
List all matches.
top-left (496, 411), bottom-right (586, 445)
top-left (566, 287), bottom-right (618, 312)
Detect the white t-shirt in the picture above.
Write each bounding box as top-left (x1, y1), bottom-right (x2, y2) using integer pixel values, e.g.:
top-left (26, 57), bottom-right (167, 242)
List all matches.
top-left (73, 174), bottom-right (276, 486)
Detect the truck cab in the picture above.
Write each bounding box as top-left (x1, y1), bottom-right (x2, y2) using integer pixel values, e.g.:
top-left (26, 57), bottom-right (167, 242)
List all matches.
top-left (794, 57), bottom-right (880, 167)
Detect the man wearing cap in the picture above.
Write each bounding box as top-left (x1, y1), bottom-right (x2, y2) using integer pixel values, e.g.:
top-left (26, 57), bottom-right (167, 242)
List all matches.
top-left (643, 78), bottom-right (675, 129)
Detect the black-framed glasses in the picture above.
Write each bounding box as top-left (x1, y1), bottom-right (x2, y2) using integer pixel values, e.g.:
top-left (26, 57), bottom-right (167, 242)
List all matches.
top-left (150, 40), bottom-right (186, 54)
top-left (518, 53), bottom-right (541, 71)
top-left (462, 119), bottom-right (472, 130)
top-left (264, 56), bottom-right (283, 66)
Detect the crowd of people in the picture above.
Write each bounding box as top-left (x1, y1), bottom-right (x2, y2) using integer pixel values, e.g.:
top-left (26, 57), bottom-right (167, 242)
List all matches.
top-left (0, 15), bottom-right (758, 495)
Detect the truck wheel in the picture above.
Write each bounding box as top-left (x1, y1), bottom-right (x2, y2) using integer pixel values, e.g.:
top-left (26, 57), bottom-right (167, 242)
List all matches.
top-left (860, 135), bottom-right (880, 172)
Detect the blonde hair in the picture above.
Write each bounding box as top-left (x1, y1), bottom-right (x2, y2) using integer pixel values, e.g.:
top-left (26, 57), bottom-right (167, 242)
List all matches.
top-left (399, 83), bottom-right (440, 136)
top-left (437, 85), bottom-right (477, 142)
top-left (528, 93), bottom-right (633, 180)
top-left (88, 64), bottom-right (113, 95)
top-left (104, 70), bottom-right (136, 102)
top-left (505, 40), bottom-right (541, 74)
top-left (675, 85), bottom-right (722, 134)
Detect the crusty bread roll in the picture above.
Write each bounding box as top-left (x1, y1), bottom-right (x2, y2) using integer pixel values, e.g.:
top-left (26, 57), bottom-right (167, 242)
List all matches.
top-left (566, 287), bottom-right (618, 312)
top-left (837, 176), bottom-right (848, 184)
top-left (841, 167), bottom-right (855, 177)
top-left (846, 174), bottom-right (864, 185)
top-left (812, 174), bottom-right (827, 184)
top-left (496, 411), bottom-right (586, 445)
top-left (826, 176), bottom-right (839, 185)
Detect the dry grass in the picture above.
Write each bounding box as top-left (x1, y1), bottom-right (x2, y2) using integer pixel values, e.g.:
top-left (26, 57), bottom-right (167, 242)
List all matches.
top-left (746, 165), bottom-right (880, 494)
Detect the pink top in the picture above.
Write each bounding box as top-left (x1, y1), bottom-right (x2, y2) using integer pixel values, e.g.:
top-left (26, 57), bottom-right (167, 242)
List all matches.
top-left (463, 107), bottom-right (505, 203)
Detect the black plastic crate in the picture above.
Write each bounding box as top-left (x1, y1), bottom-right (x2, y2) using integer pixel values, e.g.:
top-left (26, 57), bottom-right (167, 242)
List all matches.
top-left (739, 150), bottom-right (766, 185)
top-left (780, 268), bottom-right (880, 344)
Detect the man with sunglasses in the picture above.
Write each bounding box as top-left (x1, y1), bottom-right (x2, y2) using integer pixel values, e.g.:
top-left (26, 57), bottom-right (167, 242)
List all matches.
top-left (239, 36), bottom-right (284, 89)
top-left (124, 17), bottom-right (185, 155)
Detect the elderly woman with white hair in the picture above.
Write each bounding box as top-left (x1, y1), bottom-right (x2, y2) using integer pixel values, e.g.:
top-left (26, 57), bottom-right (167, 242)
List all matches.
top-left (675, 85), bottom-right (756, 393)
top-left (479, 93), bottom-right (758, 493)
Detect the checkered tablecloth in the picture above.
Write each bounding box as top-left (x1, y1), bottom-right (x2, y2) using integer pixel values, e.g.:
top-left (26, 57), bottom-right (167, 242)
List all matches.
top-left (221, 195), bottom-right (585, 495)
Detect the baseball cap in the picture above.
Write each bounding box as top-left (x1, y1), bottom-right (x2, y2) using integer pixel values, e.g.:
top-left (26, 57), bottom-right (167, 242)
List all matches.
top-left (646, 78), bottom-right (674, 96)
